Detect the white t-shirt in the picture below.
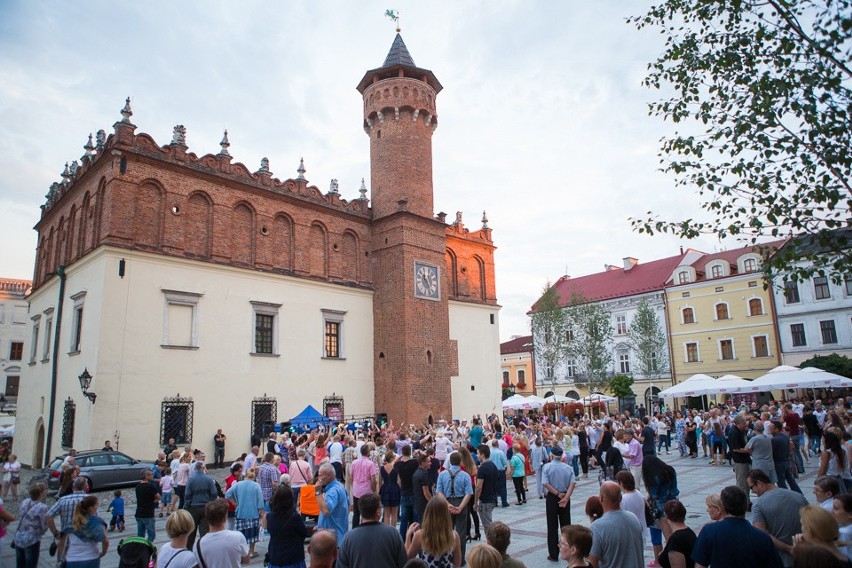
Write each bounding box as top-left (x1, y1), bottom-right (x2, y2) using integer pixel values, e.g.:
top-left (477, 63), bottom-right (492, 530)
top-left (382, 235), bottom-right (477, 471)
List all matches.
top-left (65, 533), bottom-right (100, 562)
top-left (158, 543), bottom-right (198, 568)
top-left (193, 530), bottom-right (248, 568)
top-left (328, 441), bottom-right (345, 464)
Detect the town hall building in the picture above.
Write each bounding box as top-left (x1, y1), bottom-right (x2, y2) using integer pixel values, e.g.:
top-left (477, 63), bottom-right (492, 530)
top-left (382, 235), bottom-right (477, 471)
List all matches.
top-left (15, 34), bottom-right (501, 466)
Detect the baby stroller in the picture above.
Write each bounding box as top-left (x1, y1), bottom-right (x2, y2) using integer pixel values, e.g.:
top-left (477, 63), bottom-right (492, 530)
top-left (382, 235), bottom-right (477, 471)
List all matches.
top-left (597, 447), bottom-right (626, 486)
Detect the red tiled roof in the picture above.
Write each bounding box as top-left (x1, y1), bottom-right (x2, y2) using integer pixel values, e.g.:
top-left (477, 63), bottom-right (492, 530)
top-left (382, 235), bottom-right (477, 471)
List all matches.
top-left (501, 335), bottom-right (534, 355)
top-left (532, 252), bottom-right (690, 311)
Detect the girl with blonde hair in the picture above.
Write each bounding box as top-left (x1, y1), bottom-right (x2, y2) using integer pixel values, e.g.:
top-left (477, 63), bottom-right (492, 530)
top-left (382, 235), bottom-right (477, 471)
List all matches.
top-left (405, 495), bottom-right (462, 567)
top-left (65, 496), bottom-right (109, 567)
top-left (466, 543), bottom-right (502, 568)
top-left (793, 504), bottom-right (848, 563)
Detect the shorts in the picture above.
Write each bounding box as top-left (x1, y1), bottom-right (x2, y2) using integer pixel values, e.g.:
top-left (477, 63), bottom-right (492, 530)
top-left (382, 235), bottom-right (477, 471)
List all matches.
top-left (161, 492), bottom-right (172, 505)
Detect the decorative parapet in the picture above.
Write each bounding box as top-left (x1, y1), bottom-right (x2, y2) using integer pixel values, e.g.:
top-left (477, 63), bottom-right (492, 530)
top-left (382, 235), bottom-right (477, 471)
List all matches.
top-left (40, 98), bottom-right (372, 219)
top-left (444, 209), bottom-right (493, 243)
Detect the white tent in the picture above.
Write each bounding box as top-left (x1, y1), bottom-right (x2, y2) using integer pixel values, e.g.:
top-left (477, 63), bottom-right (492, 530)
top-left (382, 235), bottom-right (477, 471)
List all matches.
top-left (502, 394), bottom-right (545, 411)
top-left (580, 393), bottom-right (617, 403)
top-left (657, 374), bottom-right (717, 398)
top-left (543, 394), bottom-right (577, 404)
top-left (726, 365), bottom-right (852, 393)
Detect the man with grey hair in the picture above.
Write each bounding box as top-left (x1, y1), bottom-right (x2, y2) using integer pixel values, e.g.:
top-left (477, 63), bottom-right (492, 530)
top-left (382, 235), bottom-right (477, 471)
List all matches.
top-left (47, 476), bottom-right (88, 559)
top-left (316, 463), bottom-right (349, 546)
top-left (308, 529), bottom-right (339, 568)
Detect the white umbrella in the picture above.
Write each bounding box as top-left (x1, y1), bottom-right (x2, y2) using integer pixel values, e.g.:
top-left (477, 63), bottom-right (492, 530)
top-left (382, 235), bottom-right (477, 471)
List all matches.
top-left (657, 374), bottom-right (717, 398)
top-left (502, 394), bottom-right (545, 410)
top-left (731, 365), bottom-right (852, 392)
top-left (580, 393), bottom-right (617, 403)
top-left (525, 395), bottom-right (548, 406)
top-left (712, 374), bottom-right (761, 395)
top-left (543, 394), bottom-right (577, 404)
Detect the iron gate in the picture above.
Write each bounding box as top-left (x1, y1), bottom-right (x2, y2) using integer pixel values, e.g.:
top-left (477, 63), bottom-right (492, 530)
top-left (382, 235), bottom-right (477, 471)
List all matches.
top-left (160, 395), bottom-right (194, 445)
top-left (251, 395), bottom-right (277, 440)
top-left (61, 397), bottom-right (75, 449)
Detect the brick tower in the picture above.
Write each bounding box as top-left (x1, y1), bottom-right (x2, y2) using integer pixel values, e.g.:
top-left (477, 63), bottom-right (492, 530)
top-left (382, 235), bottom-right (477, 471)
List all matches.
top-left (358, 34), bottom-right (453, 424)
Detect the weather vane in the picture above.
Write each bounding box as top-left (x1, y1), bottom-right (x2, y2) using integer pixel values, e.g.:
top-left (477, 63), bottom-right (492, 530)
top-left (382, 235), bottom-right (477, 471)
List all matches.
top-left (385, 9), bottom-right (400, 32)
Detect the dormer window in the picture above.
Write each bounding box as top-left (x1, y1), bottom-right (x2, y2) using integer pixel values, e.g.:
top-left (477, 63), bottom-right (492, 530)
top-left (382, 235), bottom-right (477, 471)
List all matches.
top-left (678, 271), bottom-right (690, 284)
top-left (743, 258), bottom-right (757, 273)
top-left (710, 265), bottom-right (722, 278)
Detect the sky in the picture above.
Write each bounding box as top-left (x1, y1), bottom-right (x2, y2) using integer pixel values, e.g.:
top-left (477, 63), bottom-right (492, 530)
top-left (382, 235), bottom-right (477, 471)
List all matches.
top-left (0, 1), bottom-right (729, 341)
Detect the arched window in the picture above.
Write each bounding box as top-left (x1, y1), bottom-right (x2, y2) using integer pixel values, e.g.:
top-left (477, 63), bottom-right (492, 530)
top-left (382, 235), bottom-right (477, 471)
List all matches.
top-left (710, 264), bottom-right (722, 278)
top-left (682, 307), bottom-right (695, 324)
top-left (748, 298), bottom-right (763, 316)
top-left (715, 302), bottom-right (730, 320)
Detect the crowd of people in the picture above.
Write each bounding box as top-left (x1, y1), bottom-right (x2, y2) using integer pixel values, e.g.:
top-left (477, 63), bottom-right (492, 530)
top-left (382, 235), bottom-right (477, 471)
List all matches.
top-left (3, 395), bottom-right (852, 567)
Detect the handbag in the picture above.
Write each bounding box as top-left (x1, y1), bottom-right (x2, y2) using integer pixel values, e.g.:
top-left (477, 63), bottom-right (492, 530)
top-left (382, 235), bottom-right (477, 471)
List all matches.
top-left (645, 496), bottom-right (662, 526)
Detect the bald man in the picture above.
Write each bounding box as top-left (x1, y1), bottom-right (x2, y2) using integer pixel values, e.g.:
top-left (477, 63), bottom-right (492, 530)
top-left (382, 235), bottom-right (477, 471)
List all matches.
top-left (309, 529), bottom-right (339, 568)
top-left (588, 481), bottom-right (643, 568)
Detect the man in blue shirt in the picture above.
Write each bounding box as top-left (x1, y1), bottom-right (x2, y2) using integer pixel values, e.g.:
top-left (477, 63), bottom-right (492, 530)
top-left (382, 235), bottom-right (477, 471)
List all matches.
top-left (316, 463), bottom-right (349, 547)
top-left (489, 439), bottom-right (510, 507)
top-left (692, 485), bottom-right (782, 568)
top-left (437, 453), bottom-right (473, 560)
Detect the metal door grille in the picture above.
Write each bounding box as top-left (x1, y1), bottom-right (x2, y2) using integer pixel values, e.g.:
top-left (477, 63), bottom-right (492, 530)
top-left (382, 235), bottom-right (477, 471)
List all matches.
top-left (61, 397), bottom-right (76, 449)
top-left (251, 395), bottom-right (277, 439)
top-left (160, 395), bottom-right (193, 445)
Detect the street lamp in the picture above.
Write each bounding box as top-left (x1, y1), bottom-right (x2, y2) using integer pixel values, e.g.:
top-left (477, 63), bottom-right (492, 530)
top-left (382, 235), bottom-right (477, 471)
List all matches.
top-left (78, 368), bottom-right (96, 404)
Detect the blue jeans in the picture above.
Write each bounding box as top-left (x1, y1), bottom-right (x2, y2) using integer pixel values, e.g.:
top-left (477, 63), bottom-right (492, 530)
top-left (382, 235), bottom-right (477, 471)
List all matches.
top-left (790, 434), bottom-right (805, 473)
top-left (810, 433), bottom-right (822, 455)
top-left (16, 542), bottom-right (40, 568)
top-left (399, 495), bottom-right (414, 539)
top-left (269, 562), bottom-right (307, 568)
top-left (571, 456), bottom-right (580, 477)
top-left (136, 516), bottom-right (155, 541)
top-left (498, 470), bottom-right (509, 506)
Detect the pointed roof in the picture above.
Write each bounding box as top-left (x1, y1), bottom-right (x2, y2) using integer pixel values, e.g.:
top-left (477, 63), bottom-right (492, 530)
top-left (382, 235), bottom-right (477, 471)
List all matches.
top-left (357, 34), bottom-right (442, 94)
top-left (383, 33), bottom-right (416, 67)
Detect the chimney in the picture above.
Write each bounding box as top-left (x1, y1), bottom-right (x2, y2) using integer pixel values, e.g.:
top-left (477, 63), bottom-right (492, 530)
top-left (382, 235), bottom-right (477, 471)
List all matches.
top-left (623, 257), bottom-right (638, 271)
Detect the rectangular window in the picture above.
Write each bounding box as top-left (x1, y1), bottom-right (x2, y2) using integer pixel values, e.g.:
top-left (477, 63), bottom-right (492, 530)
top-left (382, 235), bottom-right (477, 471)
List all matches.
top-left (502, 370), bottom-right (510, 383)
top-left (650, 351), bottom-right (659, 372)
top-left (682, 307), bottom-right (695, 324)
top-left (784, 281), bottom-right (801, 304)
top-left (249, 301), bottom-right (281, 356)
top-left (255, 314), bottom-right (274, 354)
top-left (322, 309), bottom-right (346, 359)
top-left (685, 342), bottom-right (699, 363)
top-left (711, 265), bottom-right (722, 278)
top-left (715, 303), bottom-right (729, 320)
top-left (820, 320), bottom-right (838, 344)
top-left (42, 310), bottom-right (54, 362)
top-left (743, 259), bottom-right (757, 273)
top-left (517, 369), bottom-right (526, 383)
top-left (29, 316), bottom-right (40, 364)
top-left (790, 323), bottom-right (807, 347)
top-left (69, 291), bottom-right (86, 353)
top-left (4, 376), bottom-right (19, 398)
top-left (9, 342), bottom-right (23, 361)
top-left (162, 289), bottom-right (202, 349)
top-left (846, 278), bottom-right (852, 296)
top-left (719, 339), bottom-right (735, 360)
top-left (752, 336), bottom-right (769, 358)
top-left (566, 359), bottom-right (576, 378)
top-left (324, 321), bottom-right (340, 358)
top-left (565, 329), bottom-right (574, 342)
top-left (160, 397), bottom-right (193, 445)
top-left (619, 353), bottom-right (630, 374)
top-left (748, 298), bottom-right (763, 316)
top-left (814, 276), bottom-right (831, 300)
top-left (616, 315), bottom-right (627, 335)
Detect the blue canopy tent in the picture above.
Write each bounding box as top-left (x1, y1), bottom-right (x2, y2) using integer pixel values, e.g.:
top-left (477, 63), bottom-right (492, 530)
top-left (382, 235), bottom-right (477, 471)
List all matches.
top-left (289, 405), bottom-right (330, 432)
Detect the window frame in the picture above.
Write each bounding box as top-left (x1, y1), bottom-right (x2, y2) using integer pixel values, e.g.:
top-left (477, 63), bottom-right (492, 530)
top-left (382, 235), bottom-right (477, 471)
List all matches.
top-left (565, 358), bottom-right (576, 378)
top-left (321, 308), bottom-right (347, 360)
top-left (814, 276), bottom-right (831, 300)
top-left (685, 342), bottom-right (700, 363)
top-left (743, 258), bottom-right (757, 273)
top-left (9, 341), bottom-right (23, 361)
top-left (517, 369), bottom-right (526, 383)
top-left (681, 306), bottom-right (695, 325)
top-left (715, 302), bottom-right (730, 321)
top-left (42, 308), bottom-right (54, 362)
top-left (502, 370), bottom-right (510, 383)
top-left (618, 353), bottom-right (631, 374)
top-left (710, 264), bottom-right (723, 278)
top-left (784, 281), bottom-right (801, 304)
top-left (162, 289), bottom-right (202, 350)
top-left (718, 338), bottom-right (736, 361)
top-left (615, 315), bottom-right (627, 335)
top-left (790, 323), bottom-right (807, 347)
top-left (820, 320), bottom-right (838, 344)
top-left (751, 335), bottom-right (770, 358)
top-left (69, 291), bottom-right (86, 354)
top-left (747, 297), bottom-right (764, 317)
top-left (678, 271), bottom-right (690, 284)
top-left (29, 315), bottom-right (41, 364)
top-left (251, 301), bottom-right (282, 356)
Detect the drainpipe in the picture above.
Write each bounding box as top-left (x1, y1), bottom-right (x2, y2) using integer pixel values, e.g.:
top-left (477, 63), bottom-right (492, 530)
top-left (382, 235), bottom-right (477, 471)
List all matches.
top-left (44, 265), bottom-right (66, 466)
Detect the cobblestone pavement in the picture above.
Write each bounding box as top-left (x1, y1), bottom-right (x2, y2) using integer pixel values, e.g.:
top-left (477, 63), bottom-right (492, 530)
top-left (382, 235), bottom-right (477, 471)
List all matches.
top-left (0, 452), bottom-right (820, 567)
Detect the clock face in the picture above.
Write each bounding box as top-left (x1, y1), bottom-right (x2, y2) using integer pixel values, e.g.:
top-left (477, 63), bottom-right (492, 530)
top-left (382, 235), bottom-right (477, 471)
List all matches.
top-left (414, 262), bottom-right (440, 299)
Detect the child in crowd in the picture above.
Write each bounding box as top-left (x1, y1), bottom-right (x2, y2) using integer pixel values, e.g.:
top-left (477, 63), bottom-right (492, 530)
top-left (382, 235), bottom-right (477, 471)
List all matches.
top-left (107, 489), bottom-right (125, 531)
top-left (159, 467), bottom-right (175, 517)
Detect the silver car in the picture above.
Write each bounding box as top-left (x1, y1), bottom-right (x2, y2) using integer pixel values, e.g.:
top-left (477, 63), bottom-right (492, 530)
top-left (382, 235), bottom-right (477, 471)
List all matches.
top-left (41, 450), bottom-right (157, 493)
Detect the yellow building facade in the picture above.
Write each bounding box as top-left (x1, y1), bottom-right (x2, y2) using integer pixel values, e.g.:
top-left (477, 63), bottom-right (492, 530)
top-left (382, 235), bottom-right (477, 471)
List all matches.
top-left (666, 246), bottom-right (782, 385)
top-left (500, 335), bottom-right (536, 395)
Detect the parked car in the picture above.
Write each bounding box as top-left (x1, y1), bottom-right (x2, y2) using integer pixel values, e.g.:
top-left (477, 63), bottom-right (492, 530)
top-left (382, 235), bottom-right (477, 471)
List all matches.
top-left (40, 450), bottom-right (157, 493)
